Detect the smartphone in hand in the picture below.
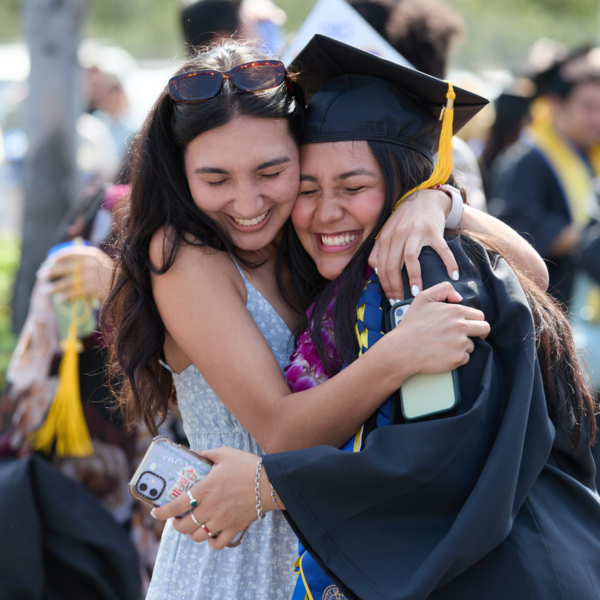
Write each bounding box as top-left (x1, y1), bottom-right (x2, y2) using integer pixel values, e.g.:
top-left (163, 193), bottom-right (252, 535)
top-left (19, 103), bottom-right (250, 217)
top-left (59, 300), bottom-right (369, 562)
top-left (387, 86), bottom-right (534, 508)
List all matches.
top-left (130, 436), bottom-right (246, 546)
top-left (389, 299), bottom-right (461, 421)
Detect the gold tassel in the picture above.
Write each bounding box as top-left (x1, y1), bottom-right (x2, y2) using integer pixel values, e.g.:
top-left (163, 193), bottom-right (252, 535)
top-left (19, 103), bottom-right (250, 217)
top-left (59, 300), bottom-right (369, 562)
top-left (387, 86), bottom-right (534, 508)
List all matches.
top-left (31, 259), bottom-right (94, 457)
top-left (376, 82), bottom-right (456, 238)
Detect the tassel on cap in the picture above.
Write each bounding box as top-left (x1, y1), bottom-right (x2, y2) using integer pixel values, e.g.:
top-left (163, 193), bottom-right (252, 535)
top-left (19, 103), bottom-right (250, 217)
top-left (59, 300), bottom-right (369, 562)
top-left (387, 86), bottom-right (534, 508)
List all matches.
top-left (376, 82), bottom-right (456, 238)
top-left (31, 260), bottom-right (94, 457)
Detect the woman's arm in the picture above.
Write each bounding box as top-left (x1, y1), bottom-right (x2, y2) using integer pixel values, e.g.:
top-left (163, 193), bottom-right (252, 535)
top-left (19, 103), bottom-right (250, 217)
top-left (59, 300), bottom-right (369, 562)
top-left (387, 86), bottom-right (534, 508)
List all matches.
top-left (370, 189), bottom-right (549, 302)
top-left (150, 235), bottom-right (489, 455)
top-left (462, 205), bottom-right (550, 289)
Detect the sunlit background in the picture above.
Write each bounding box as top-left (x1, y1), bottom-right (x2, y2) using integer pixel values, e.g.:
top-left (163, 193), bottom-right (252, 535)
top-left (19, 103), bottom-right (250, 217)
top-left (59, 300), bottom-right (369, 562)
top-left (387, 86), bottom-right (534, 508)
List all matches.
top-left (1, 0), bottom-right (600, 386)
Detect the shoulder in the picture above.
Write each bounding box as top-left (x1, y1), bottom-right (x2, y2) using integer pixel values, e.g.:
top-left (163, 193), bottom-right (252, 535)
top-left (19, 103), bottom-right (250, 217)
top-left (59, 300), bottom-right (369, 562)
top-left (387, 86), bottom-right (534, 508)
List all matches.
top-left (149, 226), bottom-right (245, 296)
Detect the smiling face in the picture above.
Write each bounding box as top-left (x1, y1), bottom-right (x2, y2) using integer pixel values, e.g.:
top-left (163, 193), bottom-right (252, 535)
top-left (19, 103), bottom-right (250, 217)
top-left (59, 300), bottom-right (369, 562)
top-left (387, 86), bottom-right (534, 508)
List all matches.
top-left (292, 141), bottom-right (386, 280)
top-left (184, 115), bottom-right (300, 253)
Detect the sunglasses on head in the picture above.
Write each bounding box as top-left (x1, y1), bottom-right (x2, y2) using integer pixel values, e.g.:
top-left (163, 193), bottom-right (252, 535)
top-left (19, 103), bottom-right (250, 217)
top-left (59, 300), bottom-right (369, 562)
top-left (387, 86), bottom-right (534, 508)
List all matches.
top-left (168, 60), bottom-right (288, 102)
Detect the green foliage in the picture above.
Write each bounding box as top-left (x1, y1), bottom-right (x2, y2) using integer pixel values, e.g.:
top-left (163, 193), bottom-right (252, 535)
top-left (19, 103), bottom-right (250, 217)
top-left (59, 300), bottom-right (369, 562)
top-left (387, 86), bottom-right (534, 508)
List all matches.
top-left (0, 0), bottom-right (20, 42)
top-left (86, 0), bottom-right (182, 59)
top-left (0, 233), bottom-right (20, 392)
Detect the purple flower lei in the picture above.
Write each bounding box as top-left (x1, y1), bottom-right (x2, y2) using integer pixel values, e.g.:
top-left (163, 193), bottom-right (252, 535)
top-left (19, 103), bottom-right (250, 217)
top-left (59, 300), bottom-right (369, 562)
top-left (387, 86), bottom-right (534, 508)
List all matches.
top-left (284, 267), bottom-right (374, 393)
top-left (284, 297), bottom-right (342, 392)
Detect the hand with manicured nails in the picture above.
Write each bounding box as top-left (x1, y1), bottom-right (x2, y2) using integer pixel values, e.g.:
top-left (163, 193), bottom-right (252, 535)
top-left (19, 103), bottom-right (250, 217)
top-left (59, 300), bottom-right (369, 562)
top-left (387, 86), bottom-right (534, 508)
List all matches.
top-left (385, 281), bottom-right (490, 375)
top-left (151, 447), bottom-right (283, 550)
top-left (369, 188), bottom-right (459, 303)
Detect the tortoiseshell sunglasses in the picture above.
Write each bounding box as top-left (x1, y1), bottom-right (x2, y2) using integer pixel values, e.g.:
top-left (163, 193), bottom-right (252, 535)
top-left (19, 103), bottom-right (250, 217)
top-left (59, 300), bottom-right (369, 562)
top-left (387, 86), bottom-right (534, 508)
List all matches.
top-left (168, 60), bottom-right (287, 102)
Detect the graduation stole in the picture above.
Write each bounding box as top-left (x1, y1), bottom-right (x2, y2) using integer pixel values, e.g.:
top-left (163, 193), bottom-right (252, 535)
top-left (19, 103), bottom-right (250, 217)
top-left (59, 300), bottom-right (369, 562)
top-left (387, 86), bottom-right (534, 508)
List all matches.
top-left (524, 119), bottom-right (600, 227)
top-left (524, 99), bottom-right (600, 320)
top-left (291, 272), bottom-right (389, 600)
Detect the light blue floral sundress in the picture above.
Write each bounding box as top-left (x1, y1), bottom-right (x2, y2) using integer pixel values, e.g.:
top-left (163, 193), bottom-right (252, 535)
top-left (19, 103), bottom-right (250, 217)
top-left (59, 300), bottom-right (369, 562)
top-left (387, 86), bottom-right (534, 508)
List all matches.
top-left (146, 262), bottom-right (298, 600)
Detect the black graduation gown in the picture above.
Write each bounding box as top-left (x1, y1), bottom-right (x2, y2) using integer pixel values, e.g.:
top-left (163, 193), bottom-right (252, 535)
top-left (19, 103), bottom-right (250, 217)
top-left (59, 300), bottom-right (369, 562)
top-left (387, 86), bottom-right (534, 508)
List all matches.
top-left (263, 237), bottom-right (600, 600)
top-left (0, 455), bottom-right (141, 599)
top-left (487, 141), bottom-right (575, 306)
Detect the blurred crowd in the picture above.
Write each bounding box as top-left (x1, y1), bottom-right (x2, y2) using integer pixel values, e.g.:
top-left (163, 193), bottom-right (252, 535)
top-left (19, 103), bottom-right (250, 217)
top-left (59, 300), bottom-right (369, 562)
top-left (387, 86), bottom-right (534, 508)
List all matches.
top-left (2, 0), bottom-right (600, 598)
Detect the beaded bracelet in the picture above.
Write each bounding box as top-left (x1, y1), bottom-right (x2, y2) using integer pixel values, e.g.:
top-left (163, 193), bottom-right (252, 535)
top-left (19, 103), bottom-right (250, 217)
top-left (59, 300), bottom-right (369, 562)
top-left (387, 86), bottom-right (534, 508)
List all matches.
top-left (255, 459), bottom-right (266, 521)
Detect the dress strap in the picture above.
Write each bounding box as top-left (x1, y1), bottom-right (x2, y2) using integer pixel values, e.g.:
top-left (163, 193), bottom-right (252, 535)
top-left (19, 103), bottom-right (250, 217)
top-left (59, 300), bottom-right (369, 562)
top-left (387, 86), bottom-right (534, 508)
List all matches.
top-left (230, 255), bottom-right (247, 281)
top-left (158, 358), bottom-right (176, 375)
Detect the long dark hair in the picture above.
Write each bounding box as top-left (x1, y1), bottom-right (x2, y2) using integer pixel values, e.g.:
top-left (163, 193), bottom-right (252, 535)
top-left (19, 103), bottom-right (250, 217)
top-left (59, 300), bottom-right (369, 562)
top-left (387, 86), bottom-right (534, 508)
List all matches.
top-left (279, 141), bottom-right (597, 449)
top-left (101, 41), bottom-right (305, 435)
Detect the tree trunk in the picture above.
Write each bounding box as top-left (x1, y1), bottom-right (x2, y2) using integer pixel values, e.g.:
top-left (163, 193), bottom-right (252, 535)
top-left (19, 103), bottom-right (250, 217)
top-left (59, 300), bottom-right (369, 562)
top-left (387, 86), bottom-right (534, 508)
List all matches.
top-left (12, 0), bottom-right (89, 335)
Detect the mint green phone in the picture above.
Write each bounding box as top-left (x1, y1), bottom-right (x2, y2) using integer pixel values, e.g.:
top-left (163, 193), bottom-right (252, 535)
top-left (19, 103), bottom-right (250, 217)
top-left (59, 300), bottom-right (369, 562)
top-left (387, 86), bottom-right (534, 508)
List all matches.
top-left (389, 299), bottom-right (461, 421)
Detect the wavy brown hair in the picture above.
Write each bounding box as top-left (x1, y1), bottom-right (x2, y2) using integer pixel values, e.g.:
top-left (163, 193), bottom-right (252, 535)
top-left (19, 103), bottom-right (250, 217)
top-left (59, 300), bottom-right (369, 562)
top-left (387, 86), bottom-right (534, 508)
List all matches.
top-left (100, 41), bottom-right (304, 435)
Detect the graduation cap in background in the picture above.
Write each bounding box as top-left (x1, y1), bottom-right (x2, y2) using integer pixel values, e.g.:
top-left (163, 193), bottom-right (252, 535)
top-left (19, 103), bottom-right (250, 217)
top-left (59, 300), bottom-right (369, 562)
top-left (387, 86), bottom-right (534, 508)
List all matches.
top-left (290, 35), bottom-right (489, 213)
top-left (534, 46), bottom-right (600, 98)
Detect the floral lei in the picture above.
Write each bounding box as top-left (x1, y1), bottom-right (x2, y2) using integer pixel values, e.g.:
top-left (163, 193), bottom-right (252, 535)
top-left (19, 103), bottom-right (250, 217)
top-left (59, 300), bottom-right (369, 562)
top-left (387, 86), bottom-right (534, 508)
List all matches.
top-left (284, 296), bottom-right (342, 392)
top-left (284, 267), bottom-right (374, 392)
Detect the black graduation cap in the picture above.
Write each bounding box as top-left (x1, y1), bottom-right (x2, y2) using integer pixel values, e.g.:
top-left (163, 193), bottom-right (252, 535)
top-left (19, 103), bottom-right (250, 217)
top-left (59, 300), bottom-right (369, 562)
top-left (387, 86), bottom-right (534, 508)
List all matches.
top-left (291, 35), bottom-right (488, 162)
top-left (534, 46), bottom-right (600, 97)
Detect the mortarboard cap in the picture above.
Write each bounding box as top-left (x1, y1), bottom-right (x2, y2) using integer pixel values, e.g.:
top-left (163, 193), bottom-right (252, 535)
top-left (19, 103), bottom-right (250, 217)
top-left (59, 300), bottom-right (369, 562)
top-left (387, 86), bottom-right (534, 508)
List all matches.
top-left (290, 35), bottom-right (488, 217)
top-left (534, 46), bottom-right (600, 97)
top-left (292, 35), bottom-right (488, 159)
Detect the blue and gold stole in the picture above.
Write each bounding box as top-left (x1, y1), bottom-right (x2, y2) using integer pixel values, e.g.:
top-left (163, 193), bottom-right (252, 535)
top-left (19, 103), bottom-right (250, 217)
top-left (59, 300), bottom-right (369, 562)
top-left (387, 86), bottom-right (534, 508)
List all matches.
top-left (291, 273), bottom-right (392, 600)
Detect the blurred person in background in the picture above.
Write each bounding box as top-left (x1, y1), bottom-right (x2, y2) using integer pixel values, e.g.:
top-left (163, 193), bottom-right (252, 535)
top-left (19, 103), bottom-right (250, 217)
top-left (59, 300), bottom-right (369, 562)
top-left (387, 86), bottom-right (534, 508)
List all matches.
top-left (481, 85), bottom-right (533, 187)
top-left (0, 184), bottom-right (144, 599)
top-left (488, 47), bottom-right (600, 488)
top-left (180, 0), bottom-right (285, 55)
top-left (22, 182), bottom-right (188, 593)
top-left (83, 65), bottom-right (135, 174)
top-left (90, 72), bottom-right (136, 160)
top-left (488, 47), bottom-right (600, 309)
top-left (482, 39), bottom-right (566, 192)
top-left (349, 0), bottom-right (487, 211)
top-left (181, 0), bottom-right (242, 50)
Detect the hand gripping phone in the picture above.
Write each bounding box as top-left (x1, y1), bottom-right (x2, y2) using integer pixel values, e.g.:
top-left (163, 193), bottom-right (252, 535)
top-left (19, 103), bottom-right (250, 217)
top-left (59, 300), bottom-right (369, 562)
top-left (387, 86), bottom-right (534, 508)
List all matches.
top-left (389, 299), bottom-right (461, 421)
top-left (129, 436), bottom-right (246, 547)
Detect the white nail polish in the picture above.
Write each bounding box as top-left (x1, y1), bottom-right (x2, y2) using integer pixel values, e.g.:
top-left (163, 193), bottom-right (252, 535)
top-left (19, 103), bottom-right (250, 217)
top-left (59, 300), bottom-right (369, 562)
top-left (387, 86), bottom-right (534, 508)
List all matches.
top-left (452, 271), bottom-right (459, 281)
top-left (389, 299), bottom-right (395, 306)
top-left (374, 267), bottom-right (378, 275)
top-left (455, 292), bottom-right (463, 301)
top-left (411, 285), bottom-right (420, 297)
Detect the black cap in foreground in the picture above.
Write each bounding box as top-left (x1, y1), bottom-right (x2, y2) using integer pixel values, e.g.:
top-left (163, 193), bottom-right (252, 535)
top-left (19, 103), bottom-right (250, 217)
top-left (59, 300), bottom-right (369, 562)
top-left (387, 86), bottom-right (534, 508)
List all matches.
top-left (291, 35), bottom-right (488, 161)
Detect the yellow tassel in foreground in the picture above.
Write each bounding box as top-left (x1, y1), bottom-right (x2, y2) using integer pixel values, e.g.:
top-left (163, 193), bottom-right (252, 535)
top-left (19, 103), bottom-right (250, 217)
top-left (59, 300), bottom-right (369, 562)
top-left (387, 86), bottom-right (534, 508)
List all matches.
top-left (31, 259), bottom-right (94, 457)
top-left (376, 81), bottom-right (456, 238)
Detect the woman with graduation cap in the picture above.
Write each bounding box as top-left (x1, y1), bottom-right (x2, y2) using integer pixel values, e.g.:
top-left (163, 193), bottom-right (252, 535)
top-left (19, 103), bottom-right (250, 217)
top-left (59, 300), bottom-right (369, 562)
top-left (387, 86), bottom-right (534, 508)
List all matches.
top-left (158, 36), bottom-right (600, 600)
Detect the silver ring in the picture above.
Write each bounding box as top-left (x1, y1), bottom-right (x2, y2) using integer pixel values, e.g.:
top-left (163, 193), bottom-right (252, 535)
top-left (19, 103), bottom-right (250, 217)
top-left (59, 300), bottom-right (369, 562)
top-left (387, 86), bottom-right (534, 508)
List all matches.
top-left (186, 489), bottom-right (198, 508)
top-left (189, 509), bottom-right (202, 528)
